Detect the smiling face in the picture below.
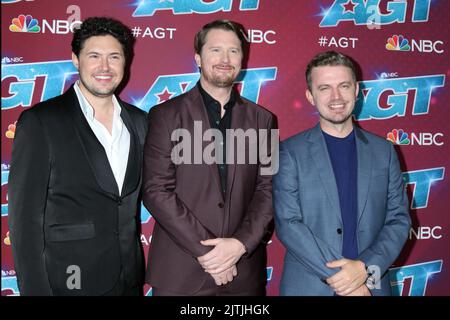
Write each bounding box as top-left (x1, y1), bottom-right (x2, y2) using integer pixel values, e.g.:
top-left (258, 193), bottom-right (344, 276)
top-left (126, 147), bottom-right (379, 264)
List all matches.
top-left (306, 65), bottom-right (359, 131)
top-left (72, 35), bottom-right (125, 99)
top-left (195, 28), bottom-right (242, 90)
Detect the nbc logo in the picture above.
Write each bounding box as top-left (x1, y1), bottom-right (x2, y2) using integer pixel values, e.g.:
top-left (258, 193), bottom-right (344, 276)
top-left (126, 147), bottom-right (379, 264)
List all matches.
top-left (387, 129), bottom-right (410, 145)
top-left (386, 35), bottom-right (410, 51)
top-left (9, 14), bottom-right (40, 33)
top-left (387, 129), bottom-right (443, 146)
top-left (386, 34), bottom-right (444, 54)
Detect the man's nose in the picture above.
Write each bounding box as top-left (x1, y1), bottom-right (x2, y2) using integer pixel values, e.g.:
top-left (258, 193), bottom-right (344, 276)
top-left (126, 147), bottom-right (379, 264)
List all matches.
top-left (100, 57), bottom-right (109, 70)
top-left (220, 51), bottom-right (230, 63)
top-left (330, 87), bottom-right (342, 100)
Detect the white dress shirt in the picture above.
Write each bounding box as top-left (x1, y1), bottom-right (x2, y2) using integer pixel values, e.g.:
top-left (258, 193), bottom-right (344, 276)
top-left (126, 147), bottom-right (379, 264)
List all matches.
top-left (74, 81), bottom-right (130, 195)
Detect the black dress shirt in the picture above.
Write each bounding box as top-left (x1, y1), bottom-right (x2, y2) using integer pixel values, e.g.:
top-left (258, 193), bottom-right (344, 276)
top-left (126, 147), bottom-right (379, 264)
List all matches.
top-left (198, 82), bottom-right (236, 197)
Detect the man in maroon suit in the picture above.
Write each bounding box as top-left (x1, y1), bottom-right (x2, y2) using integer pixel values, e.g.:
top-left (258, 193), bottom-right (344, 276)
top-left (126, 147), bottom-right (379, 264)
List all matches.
top-left (143, 20), bottom-right (276, 296)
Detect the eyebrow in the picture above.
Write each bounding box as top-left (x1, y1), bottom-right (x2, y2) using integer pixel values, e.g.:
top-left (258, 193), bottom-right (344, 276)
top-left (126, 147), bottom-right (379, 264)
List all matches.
top-left (85, 50), bottom-right (123, 55)
top-left (317, 81), bottom-right (353, 87)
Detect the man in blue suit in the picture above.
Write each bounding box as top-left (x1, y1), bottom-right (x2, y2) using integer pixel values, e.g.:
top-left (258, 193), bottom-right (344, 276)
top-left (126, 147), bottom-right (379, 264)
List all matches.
top-left (273, 51), bottom-right (411, 296)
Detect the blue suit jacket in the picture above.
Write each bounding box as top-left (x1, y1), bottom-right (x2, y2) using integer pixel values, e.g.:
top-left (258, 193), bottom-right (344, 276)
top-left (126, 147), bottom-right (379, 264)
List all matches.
top-left (273, 124), bottom-right (411, 296)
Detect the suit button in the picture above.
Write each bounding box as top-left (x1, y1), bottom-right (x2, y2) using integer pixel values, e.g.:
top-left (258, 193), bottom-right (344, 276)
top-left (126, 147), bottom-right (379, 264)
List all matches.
top-left (218, 203), bottom-right (224, 208)
top-left (114, 230), bottom-right (119, 235)
top-left (337, 228), bottom-right (342, 235)
top-left (117, 198), bottom-right (122, 205)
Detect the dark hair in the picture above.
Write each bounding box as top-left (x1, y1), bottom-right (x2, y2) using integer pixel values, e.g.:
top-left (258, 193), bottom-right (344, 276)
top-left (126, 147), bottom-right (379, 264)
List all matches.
top-left (71, 17), bottom-right (134, 63)
top-left (194, 19), bottom-right (247, 55)
top-left (305, 51), bottom-right (357, 91)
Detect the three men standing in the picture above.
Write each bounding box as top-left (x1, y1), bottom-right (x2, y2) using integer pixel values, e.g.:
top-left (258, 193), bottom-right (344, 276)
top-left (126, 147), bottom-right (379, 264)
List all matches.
top-left (8, 15), bottom-right (410, 297)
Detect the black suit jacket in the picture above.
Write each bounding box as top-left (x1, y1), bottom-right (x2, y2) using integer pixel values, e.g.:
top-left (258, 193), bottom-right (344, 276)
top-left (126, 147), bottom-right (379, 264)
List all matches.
top-left (8, 85), bottom-right (148, 295)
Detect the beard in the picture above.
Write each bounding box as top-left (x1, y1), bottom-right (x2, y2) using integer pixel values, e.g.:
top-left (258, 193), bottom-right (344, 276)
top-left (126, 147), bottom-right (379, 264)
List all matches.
top-left (211, 74), bottom-right (235, 88)
top-left (202, 64), bottom-right (238, 88)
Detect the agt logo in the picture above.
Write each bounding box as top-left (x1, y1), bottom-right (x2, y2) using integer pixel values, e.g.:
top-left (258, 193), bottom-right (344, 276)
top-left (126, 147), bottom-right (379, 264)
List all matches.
top-left (133, 0), bottom-right (260, 17)
top-left (403, 167), bottom-right (445, 209)
top-left (354, 74), bottom-right (445, 121)
top-left (390, 260), bottom-right (442, 296)
top-left (387, 129), bottom-right (443, 146)
top-left (386, 35), bottom-right (444, 54)
top-left (320, 0), bottom-right (432, 27)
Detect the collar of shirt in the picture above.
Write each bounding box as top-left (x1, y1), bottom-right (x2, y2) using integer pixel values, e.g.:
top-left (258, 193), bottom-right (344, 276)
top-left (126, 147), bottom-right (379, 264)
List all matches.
top-left (197, 81), bottom-right (236, 116)
top-left (73, 81), bottom-right (130, 194)
top-left (322, 128), bottom-right (355, 142)
top-left (74, 81), bottom-right (123, 127)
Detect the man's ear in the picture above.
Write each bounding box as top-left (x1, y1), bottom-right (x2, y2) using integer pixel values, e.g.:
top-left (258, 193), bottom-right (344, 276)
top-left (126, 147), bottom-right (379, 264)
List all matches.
top-left (194, 53), bottom-right (201, 68)
top-left (72, 52), bottom-right (79, 69)
top-left (306, 89), bottom-right (315, 106)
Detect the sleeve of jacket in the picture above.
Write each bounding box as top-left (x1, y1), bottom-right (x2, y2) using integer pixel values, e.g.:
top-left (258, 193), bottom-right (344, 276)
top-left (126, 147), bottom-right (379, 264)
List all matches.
top-left (232, 114), bottom-right (277, 255)
top-left (273, 143), bottom-right (344, 280)
top-left (358, 143), bottom-right (411, 280)
top-left (142, 106), bottom-right (216, 258)
top-left (7, 110), bottom-right (53, 295)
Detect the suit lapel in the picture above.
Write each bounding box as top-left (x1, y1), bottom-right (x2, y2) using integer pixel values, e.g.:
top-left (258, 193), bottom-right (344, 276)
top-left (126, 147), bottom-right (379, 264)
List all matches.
top-left (226, 96), bottom-right (246, 202)
top-left (118, 101), bottom-right (141, 197)
top-left (307, 124), bottom-right (342, 223)
top-left (355, 127), bottom-right (371, 225)
top-left (66, 86), bottom-right (120, 197)
top-left (186, 86), bottom-right (224, 201)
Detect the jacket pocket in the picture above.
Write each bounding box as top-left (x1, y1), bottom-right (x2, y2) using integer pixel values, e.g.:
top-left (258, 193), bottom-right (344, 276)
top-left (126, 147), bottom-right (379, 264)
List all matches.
top-left (47, 222), bottom-right (95, 242)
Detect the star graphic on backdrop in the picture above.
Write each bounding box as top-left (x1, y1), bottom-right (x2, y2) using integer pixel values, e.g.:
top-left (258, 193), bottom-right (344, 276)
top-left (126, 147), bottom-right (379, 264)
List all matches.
top-left (342, 0), bottom-right (356, 13)
top-left (156, 88), bottom-right (175, 103)
top-left (180, 82), bottom-right (190, 93)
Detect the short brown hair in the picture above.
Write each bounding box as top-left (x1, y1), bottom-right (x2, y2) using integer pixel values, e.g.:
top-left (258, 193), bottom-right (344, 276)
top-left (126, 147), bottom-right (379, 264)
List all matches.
top-left (305, 51), bottom-right (357, 91)
top-left (194, 19), bottom-right (247, 55)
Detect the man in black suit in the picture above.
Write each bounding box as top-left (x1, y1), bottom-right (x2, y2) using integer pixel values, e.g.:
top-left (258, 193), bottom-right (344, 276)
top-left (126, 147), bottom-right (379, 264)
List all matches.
top-left (8, 17), bottom-right (147, 296)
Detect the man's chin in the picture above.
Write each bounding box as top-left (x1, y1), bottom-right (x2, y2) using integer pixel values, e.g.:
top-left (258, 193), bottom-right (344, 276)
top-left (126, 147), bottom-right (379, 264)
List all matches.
top-left (92, 89), bottom-right (116, 97)
top-left (212, 77), bottom-right (236, 88)
top-left (321, 114), bottom-right (353, 125)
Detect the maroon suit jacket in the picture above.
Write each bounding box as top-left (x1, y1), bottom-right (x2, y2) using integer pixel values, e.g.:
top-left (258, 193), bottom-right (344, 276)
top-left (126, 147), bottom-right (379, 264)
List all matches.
top-left (143, 85), bottom-right (276, 294)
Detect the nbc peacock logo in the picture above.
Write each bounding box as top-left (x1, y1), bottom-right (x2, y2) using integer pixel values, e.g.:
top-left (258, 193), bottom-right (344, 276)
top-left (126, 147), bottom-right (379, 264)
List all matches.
top-left (386, 35), bottom-right (410, 51)
top-left (9, 14), bottom-right (40, 33)
top-left (387, 129), bottom-right (410, 145)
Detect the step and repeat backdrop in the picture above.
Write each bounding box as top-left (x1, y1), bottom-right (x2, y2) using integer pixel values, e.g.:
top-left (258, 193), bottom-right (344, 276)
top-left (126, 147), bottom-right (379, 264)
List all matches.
top-left (1, 0), bottom-right (448, 296)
